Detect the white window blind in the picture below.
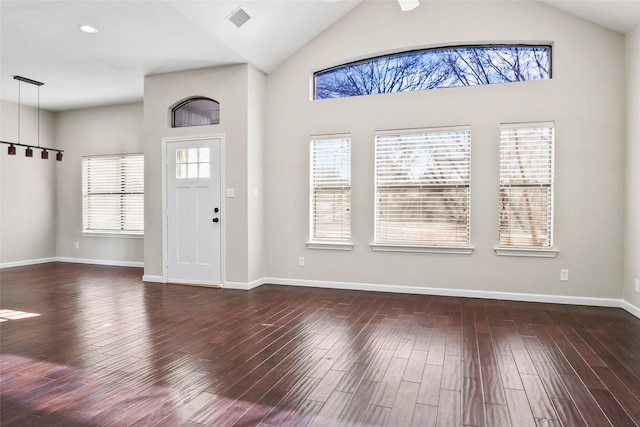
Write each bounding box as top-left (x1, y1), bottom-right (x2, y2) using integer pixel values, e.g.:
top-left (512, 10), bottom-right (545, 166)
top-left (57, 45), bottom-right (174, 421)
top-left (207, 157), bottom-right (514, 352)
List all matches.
top-left (82, 154), bottom-right (144, 234)
top-left (375, 127), bottom-right (471, 246)
top-left (310, 136), bottom-right (351, 242)
top-left (499, 123), bottom-right (554, 248)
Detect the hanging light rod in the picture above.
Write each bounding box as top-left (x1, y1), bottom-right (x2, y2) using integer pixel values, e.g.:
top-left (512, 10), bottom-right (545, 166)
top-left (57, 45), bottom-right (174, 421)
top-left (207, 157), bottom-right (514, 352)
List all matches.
top-left (3, 76), bottom-right (63, 161)
top-left (0, 141), bottom-right (63, 160)
top-left (13, 75), bottom-right (44, 86)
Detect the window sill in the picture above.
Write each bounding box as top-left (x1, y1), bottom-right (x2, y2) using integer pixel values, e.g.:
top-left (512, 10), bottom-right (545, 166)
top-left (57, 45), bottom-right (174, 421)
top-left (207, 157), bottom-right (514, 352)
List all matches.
top-left (494, 247), bottom-right (558, 258)
top-left (306, 241), bottom-right (354, 251)
top-left (370, 243), bottom-right (474, 255)
top-left (82, 232), bottom-right (144, 239)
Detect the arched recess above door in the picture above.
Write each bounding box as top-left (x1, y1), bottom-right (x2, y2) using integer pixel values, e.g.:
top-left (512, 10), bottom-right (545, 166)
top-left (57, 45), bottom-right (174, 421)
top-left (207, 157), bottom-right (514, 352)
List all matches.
top-left (171, 97), bottom-right (220, 128)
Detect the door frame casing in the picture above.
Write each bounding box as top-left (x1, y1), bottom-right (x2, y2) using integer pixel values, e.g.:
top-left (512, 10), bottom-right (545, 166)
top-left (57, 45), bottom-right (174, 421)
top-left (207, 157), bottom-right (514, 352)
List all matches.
top-left (161, 134), bottom-right (226, 286)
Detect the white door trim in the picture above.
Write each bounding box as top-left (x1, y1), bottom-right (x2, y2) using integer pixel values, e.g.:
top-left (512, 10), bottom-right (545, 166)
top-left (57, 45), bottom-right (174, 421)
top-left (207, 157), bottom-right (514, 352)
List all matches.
top-left (162, 134), bottom-right (225, 286)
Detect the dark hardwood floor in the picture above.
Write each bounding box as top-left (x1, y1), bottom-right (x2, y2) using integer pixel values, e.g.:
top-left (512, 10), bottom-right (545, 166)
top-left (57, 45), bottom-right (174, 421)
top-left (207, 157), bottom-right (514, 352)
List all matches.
top-left (1, 263), bottom-right (639, 426)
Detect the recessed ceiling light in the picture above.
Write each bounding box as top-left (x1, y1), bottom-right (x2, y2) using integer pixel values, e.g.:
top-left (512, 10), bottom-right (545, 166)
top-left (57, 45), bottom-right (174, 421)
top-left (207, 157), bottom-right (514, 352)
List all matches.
top-left (398, 0), bottom-right (420, 12)
top-left (79, 25), bottom-right (99, 34)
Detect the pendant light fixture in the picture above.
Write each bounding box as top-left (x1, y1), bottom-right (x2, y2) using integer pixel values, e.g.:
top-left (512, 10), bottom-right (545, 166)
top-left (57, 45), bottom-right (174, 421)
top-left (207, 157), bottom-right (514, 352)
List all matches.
top-left (1, 76), bottom-right (64, 161)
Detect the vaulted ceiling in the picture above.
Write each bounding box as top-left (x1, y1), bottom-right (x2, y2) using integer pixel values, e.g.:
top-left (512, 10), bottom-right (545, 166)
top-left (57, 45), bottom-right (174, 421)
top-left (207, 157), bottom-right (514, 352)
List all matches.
top-left (1, 0), bottom-right (638, 112)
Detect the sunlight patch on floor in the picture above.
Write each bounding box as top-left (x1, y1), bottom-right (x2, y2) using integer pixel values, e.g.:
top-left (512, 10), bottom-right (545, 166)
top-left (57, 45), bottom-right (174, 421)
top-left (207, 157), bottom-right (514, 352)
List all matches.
top-left (0, 309), bottom-right (41, 321)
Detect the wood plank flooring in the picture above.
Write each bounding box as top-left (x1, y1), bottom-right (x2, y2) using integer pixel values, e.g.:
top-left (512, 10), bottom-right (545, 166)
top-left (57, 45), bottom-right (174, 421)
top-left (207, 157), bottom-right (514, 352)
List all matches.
top-left (1, 262), bottom-right (639, 426)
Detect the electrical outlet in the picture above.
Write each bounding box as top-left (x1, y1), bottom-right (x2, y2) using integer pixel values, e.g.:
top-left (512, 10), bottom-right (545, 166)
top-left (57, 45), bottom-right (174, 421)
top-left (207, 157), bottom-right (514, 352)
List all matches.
top-left (560, 269), bottom-right (569, 282)
top-left (635, 278), bottom-right (639, 293)
top-left (75, 241), bottom-right (79, 249)
top-left (298, 257), bottom-right (305, 267)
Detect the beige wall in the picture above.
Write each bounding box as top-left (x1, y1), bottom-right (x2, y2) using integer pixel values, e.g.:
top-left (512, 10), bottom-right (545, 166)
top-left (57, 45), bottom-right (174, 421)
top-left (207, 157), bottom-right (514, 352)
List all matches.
top-left (0, 101), bottom-right (56, 264)
top-left (247, 66), bottom-right (267, 283)
top-left (264, 0), bottom-right (626, 299)
top-left (624, 23), bottom-right (640, 308)
top-left (143, 64), bottom-right (264, 284)
top-left (2, 1), bottom-right (636, 310)
top-left (54, 103), bottom-right (144, 263)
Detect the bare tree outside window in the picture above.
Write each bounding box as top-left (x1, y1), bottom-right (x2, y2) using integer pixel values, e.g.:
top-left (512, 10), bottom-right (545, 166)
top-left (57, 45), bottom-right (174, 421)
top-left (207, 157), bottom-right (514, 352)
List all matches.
top-left (499, 124), bottom-right (554, 248)
top-left (315, 45), bottom-right (550, 99)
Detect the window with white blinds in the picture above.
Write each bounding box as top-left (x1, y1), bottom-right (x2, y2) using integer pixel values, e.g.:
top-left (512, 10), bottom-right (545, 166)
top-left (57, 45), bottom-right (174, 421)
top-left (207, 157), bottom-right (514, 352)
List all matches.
top-left (310, 136), bottom-right (351, 242)
top-left (82, 154), bottom-right (144, 234)
top-left (375, 127), bottom-right (471, 246)
top-left (499, 123), bottom-right (554, 248)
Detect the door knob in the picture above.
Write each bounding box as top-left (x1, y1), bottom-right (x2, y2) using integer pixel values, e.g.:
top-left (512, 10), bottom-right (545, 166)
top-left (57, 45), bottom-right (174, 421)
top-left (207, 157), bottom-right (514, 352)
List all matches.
top-left (212, 218), bottom-right (219, 223)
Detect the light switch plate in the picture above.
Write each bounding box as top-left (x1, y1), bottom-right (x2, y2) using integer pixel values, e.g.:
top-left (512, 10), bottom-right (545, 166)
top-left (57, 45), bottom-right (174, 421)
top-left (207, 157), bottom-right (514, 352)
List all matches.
top-left (226, 188), bottom-right (235, 198)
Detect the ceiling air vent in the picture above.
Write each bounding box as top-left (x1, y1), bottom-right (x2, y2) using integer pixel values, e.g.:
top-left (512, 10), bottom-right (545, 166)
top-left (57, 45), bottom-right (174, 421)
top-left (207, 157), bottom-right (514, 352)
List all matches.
top-left (227, 7), bottom-right (251, 28)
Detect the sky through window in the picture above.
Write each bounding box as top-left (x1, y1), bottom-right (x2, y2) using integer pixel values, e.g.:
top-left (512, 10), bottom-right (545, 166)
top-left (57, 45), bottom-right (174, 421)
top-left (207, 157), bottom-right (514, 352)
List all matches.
top-left (315, 45), bottom-right (551, 99)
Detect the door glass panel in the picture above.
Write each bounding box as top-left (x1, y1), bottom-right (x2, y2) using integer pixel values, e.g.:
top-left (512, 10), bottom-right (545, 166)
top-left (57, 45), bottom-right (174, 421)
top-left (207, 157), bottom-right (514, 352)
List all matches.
top-left (199, 163), bottom-right (210, 178)
top-left (187, 163), bottom-right (198, 178)
top-left (176, 164), bottom-right (187, 179)
top-left (175, 147), bottom-right (211, 179)
top-left (187, 148), bottom-right (198, 163)
top-left (176, 149), bottom-right (187, 163)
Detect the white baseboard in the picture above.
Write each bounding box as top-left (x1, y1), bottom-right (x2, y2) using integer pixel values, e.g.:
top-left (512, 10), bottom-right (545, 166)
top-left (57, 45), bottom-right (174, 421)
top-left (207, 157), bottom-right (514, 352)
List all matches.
top-left (55, 257), bottom-right (144, 268)
top-left (263, 277), bottom-right (624, 309)
top-left (0, 257), bottom-right (57, 269)
top-left (3, 258), bottom-right (638, 320)
top-left (225, 278), bottom-right (266, 290)
top-left (1, 256), bottom-right (143, 271)
top-left (621, 300), bottom-right (640, 319)
top-left (140, 277), bottom-right (266, 289)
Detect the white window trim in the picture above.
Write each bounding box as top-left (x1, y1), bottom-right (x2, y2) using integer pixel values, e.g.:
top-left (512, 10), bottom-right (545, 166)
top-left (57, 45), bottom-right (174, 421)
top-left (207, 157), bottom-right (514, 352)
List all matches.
top-left (306, 241), bottom-right (354, 251)
top-left (494, 247), bottom-right (558, 258)
top-left (81, 231), bottom-right (143, 238)
top-left (498, 121), bottom-right (555, 251)
top-left (82, 153), bottom-right (144, 235)
top-left (375, 125), bottom-right (472, 137)
top-left (309, 133), bottom-right (352, 245)
top-left (371, 243), bottom-right (474, 255)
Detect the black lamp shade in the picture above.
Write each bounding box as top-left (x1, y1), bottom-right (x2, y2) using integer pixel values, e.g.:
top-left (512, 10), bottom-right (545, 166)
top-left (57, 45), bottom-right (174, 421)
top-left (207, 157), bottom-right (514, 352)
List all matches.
top-left (56, 152), bottom-right (63, 161)
top-left (8, 145), bottom-right (16, 155)
top-left (25, 147), bottom-right (33, 157)
top-left (41, 150), bottom-right (49, 159)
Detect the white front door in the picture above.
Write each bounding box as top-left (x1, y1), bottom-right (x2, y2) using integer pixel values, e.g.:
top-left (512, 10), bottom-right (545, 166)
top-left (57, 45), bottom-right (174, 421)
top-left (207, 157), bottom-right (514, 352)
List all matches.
top-left (165, 137), bottom-right (222, 286)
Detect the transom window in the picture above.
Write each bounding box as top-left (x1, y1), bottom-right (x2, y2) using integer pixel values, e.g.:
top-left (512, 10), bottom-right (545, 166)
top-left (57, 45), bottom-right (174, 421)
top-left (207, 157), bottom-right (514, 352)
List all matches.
top-left (499, 122), bottom-right (554, 248)
top-left (375, 127), bottom-right (471, 247)
top-left (82, 154), bottom-right (144, 234)
top-left (315, 45), bottom-right (550, 99)
top-left (171, 97), bottom-right (220, 128)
